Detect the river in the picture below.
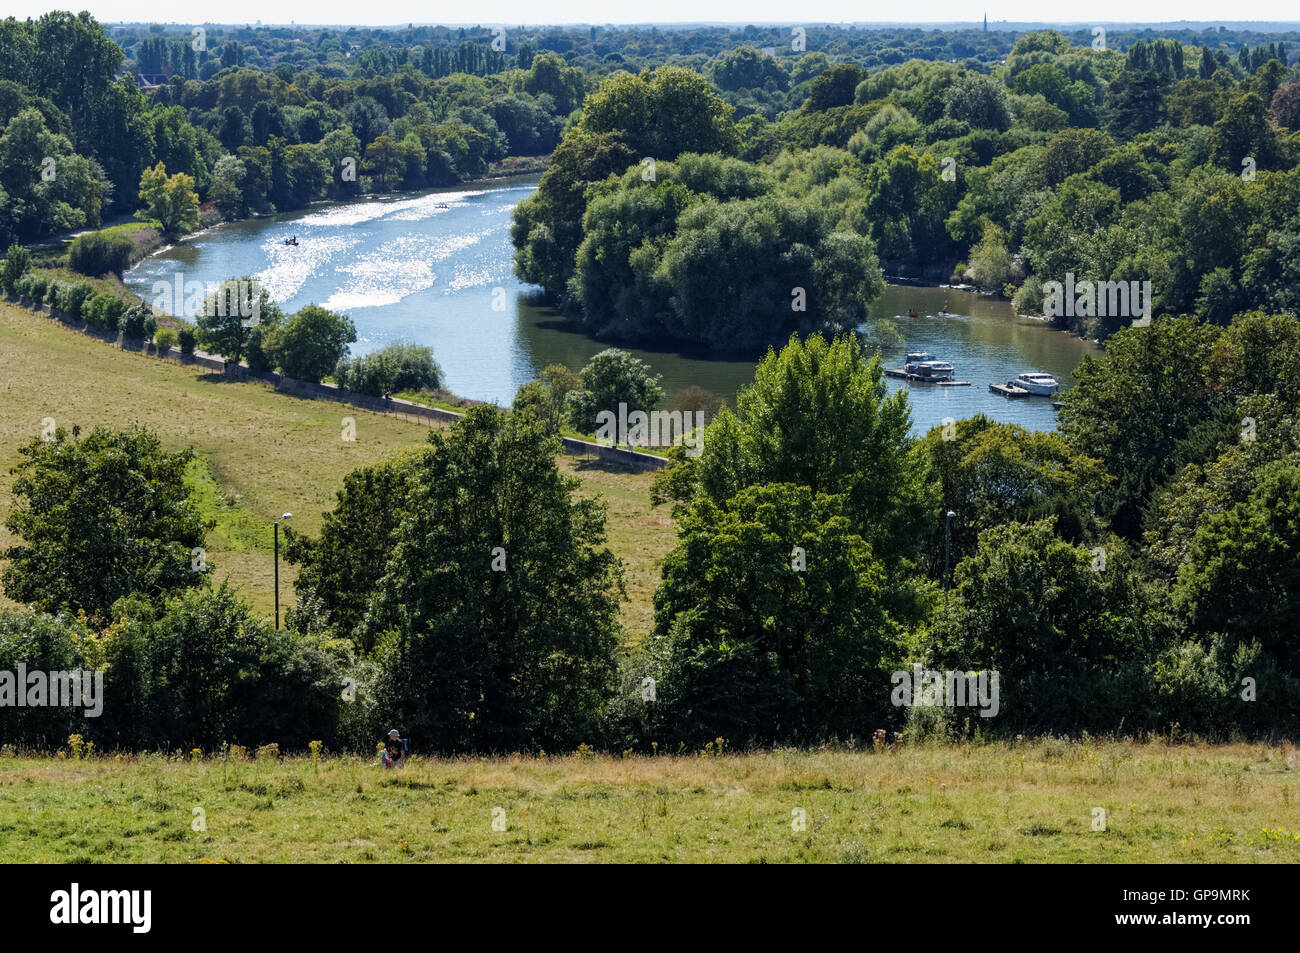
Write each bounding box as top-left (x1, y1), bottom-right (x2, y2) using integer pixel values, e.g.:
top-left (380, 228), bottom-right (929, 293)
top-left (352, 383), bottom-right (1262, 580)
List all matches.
top-left (124, 177), bottom-right (1099, 435)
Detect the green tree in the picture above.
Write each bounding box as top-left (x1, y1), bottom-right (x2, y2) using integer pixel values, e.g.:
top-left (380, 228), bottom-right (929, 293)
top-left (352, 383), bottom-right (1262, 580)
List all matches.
top-left (285, 455), bottom-right (418, 654)
top-left (101, 585), bottom-right (346, 749)
top-left (1210, 90), bottom-right (1283, 173)
top-left (265, 304), bottom-right (357, 383)
top-left (659, 333), bottom-right (935, 570)
top-left (137, 162), bottom-right (200, 235)
top-left (925, 519), bottom-right (1161, 732)
top-left (921, 414), bottom-right (1112, 569)
top-left (358, 408), bottom-right (624, 751)
top-left (194, 277), bottom-right (284, 365)
top-left (654, 195), bottom-right (883, 351)
top-left (0, 242), bottom-right (32, 293)
top-left (2, 426), bottom-right (210, 624)
top-left (1173, 460), bottom-right (1300, 674)
top-left (648, 483), bottom-right (901, 743)
top-left (1058, 316), bottom-right (1222, 538)
top-left (510, 129), bottom-right (636, 298)
top-left (580, 66), bottom-right (740, 159)
top-left (564, 348), bottom-right (665, 433)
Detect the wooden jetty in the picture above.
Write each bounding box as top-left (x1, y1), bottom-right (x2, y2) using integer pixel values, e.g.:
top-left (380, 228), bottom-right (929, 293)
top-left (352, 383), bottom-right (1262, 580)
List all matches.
top-left (885, 368), bottom-right (971, 385)
top-left (990, 382), bottom-right (1031, 398)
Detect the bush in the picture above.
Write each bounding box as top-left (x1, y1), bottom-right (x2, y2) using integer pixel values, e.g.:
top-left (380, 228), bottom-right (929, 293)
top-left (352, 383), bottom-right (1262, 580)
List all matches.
top-left (68, 231), bottom-right (134, 277)
top-left (100, 586), bottom-right (348, 750)
top-left (178, 327), bottom-right (196, 355)
top-left (264, 305), bottom-right (357, 383)
top-left (45, 281), bottom-right (62, 307)
top-left (58, 282), bottom-right (94, 321)
top-left (1, 243), bottom-right (32, 294)
top-left (15, 273), bottom-right (46, 301)
top-left (100, 295), bottom-right (126, 332)
top-left (82, 293), bottom-right (126, 332)
top-left (0, 610), bottom-right (98, 750)
top-left (335, 342), bottom-right (442, 396)
top-left (564, 349), bottom-right (664, 434)
top-left (120, 304), bottom-right (158, 341)
top-left (154, 326), bottom-right (178, 353)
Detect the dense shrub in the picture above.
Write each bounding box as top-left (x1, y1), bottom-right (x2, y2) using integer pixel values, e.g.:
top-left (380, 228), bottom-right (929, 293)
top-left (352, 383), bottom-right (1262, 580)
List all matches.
top-left (120, 304), bottom-right (158, 341)
top-left (1, 243), bottom-right (32, 293)
top-left (100, 586), bottom-right (348, 750)
top-left (178, 327), bottom-right (196, 355)
top-left (58, 281), bottom-right (94, 321)
top-left (68, 231), bottom-right (134, 277)
top-left (0, 610), bottom-right (98, 750)
top-left (82, 292), bottom-right (127, 332)
top-left (334, 342), bottom-right (442, 396)
top-left (15, 273), bottom-right (46, 301)
top-left (154, 326), bottom-right (178, 353)
top-left (99, 294), bottom-right (125, 332)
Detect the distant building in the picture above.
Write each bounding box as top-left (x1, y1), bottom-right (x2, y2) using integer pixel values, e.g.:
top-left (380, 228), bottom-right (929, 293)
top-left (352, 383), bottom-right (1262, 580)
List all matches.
top-left (761, 46), bottom-right (776, 56)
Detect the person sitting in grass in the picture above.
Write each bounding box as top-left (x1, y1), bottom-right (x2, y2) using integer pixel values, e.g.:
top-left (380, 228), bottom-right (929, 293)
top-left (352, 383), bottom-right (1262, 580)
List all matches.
top-left (381, 729), bottom-right (406, 769)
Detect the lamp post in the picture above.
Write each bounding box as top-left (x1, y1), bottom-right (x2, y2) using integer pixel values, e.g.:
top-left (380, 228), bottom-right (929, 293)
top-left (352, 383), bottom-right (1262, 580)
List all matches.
top-left (274, 513), bottom-right (292, 629)
top-left (944, 510), bottom-right (956, 615)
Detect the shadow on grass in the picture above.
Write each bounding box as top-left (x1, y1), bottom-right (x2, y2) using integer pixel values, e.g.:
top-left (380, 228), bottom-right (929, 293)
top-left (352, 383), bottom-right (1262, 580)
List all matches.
top-left (568, 457), bottom-right (643, 475)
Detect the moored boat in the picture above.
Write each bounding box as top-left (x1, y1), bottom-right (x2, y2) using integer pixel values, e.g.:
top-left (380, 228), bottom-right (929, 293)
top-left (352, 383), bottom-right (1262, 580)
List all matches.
top-left (1014, 372), bottom-right (1060, 395)
top-left (903, 352), bottom-right (955, 381)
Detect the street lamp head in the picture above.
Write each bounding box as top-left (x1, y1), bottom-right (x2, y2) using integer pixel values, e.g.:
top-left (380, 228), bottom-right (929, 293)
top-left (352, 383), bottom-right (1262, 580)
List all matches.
top-left (276, 512), bottom-right (293, 524)
top-left (946, 510), bottom-right (956, 519)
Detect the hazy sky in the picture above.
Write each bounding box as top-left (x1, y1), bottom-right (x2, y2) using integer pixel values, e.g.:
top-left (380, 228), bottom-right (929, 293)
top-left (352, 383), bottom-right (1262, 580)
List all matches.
top-left (6, 2), bottom-right (1300, 27)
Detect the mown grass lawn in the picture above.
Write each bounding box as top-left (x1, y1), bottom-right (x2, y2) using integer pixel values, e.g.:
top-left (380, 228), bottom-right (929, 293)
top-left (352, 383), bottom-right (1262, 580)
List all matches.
top-left (0, 300), bottom-right (672, 640)
top-left (1, 741), bottom-right (1297, 863)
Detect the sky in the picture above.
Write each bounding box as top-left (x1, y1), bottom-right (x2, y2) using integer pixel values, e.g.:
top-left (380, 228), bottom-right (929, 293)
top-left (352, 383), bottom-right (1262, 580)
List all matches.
top-left (4, 2), bottom-right (1300, 28)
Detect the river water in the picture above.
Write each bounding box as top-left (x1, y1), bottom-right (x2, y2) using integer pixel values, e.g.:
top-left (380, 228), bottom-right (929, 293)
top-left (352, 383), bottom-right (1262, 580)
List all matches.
top-left (125, 177), bottom-right (1099, 435)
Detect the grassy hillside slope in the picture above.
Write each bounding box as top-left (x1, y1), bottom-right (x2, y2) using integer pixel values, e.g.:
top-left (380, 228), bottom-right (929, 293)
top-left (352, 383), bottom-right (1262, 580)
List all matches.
top-left (0, 300), bottom-right (672, 639)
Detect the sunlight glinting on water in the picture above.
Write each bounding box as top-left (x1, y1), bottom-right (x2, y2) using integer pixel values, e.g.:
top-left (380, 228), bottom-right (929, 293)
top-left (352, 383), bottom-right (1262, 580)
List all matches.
top-left (123, 179), bottom-right (1097, 430)
top-left (255, 234), bottom-right (359, 303)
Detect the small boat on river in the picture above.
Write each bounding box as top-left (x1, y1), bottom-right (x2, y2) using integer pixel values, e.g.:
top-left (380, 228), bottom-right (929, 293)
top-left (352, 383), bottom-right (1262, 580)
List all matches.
top-left (1015, 372), bottom-right (1061, 396)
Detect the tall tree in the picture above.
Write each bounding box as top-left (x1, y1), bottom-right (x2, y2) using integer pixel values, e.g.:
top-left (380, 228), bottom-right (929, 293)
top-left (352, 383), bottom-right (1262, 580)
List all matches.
top-left (2, 426), bottom-right (210, 625)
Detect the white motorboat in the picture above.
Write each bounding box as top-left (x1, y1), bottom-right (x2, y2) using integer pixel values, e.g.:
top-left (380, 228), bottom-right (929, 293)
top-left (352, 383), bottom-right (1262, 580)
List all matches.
top-left (1015, 372), bottom-right (1060, 395)
top-left (904, 352), bottom-right (955, 381)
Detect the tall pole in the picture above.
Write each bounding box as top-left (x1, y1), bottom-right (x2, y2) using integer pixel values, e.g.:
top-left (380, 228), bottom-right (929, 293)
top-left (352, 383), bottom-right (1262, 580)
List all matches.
top-left (944, 510), bottom-right (956, 615)
top-left (273, 513), bottom-right (291, 630)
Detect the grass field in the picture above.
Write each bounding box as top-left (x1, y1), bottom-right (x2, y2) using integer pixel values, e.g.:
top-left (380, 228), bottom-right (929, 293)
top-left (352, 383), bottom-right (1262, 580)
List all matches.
top-left (0, 299), bottom-right (673, 639)
top-left (1, 741), bottom-right (1297, 862)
